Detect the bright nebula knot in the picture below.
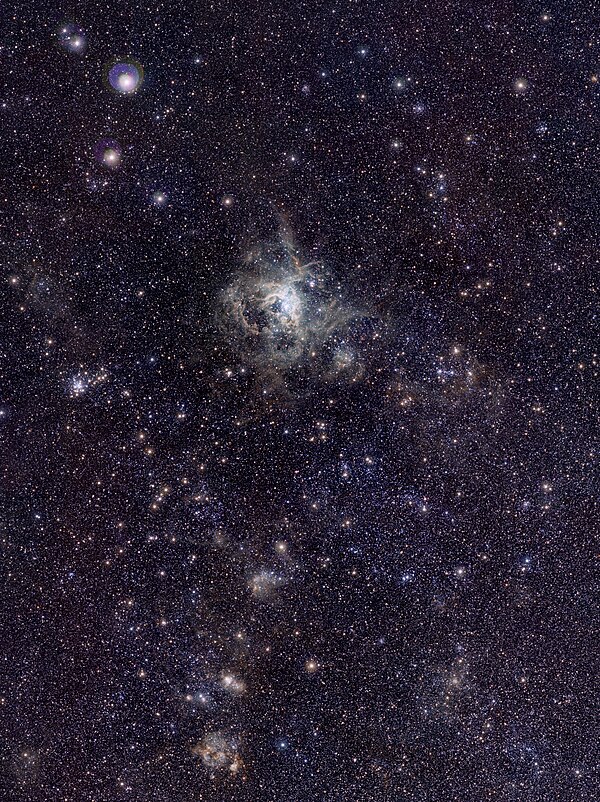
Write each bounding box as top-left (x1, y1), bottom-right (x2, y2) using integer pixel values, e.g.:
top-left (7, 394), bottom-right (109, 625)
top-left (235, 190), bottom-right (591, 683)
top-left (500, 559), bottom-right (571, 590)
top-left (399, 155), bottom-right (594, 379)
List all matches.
top-left (107, 60), bottom-right (143, 94)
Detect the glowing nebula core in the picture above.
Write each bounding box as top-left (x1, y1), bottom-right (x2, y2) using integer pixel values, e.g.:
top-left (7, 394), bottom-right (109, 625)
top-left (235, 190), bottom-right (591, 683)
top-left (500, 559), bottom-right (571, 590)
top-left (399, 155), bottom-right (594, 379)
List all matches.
top-left (108, 61), bottom-right (143, 94)
top-left (94, 138), bottom-right (122, 168)
top-left (57, 24), bottom-right (86, 54)
top-left (219, 234), bottom-right (365, 391)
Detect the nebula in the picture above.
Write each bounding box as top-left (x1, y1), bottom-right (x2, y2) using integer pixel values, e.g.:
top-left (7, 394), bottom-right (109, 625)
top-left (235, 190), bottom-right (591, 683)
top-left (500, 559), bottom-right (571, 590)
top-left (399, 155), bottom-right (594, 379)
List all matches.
top-left (107, 61), bottom-right (143, 94)
top-left (192, 732), bottom-right (243, 776)
top-left (218, 231), bottom-right (367, 392)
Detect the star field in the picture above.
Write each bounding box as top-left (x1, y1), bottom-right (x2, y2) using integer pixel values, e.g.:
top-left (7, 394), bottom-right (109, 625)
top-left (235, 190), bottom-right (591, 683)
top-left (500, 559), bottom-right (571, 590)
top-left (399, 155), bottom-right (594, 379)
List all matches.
top-left (0, 3), bottom-right (598, 801)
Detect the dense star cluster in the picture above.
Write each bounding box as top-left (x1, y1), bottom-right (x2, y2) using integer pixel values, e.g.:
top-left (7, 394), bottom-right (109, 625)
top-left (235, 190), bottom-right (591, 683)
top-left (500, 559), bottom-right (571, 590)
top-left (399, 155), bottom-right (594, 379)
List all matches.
top-left (0, 3), bottom-right (598, 801)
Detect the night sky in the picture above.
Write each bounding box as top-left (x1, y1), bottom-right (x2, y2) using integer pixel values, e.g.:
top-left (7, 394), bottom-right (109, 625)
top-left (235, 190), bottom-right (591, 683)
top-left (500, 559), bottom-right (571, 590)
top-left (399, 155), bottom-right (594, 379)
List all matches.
top-left (0, 3), bottom-right (598, 801)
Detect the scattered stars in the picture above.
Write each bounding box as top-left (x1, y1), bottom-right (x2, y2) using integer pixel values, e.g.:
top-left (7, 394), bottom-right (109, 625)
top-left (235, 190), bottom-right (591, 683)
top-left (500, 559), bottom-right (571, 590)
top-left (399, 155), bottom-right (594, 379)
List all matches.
top-left (0, 5), bottom-right (594, 801)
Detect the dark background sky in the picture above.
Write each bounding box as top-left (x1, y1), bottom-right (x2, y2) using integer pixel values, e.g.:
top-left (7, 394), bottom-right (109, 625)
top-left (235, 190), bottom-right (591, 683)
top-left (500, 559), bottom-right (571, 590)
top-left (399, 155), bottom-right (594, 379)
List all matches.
top-left (0, 2), bottom-right (598, 800)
